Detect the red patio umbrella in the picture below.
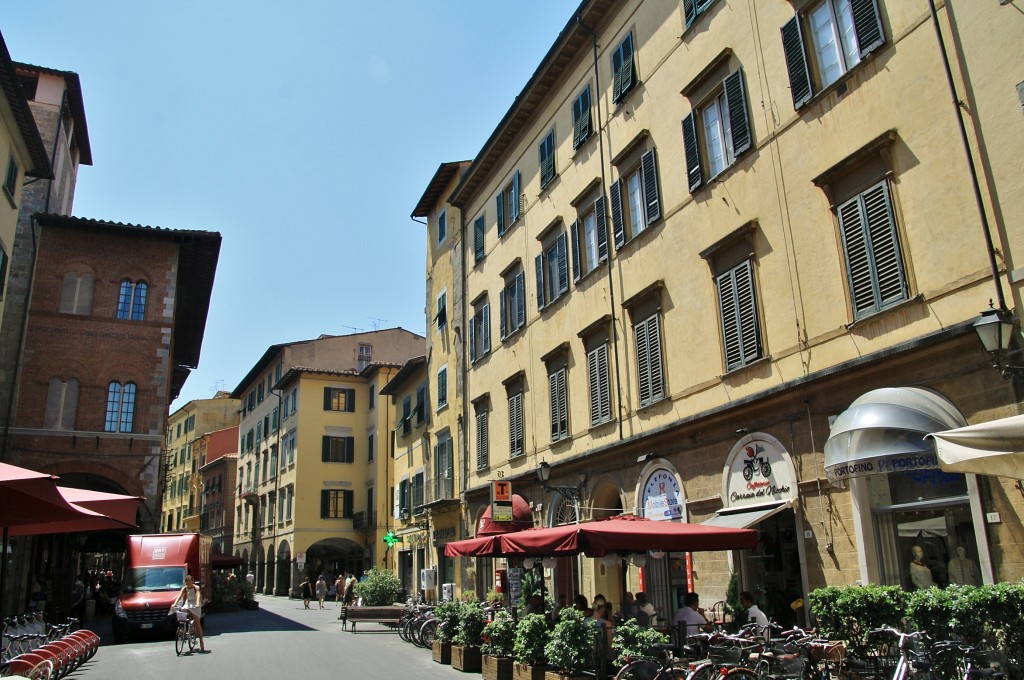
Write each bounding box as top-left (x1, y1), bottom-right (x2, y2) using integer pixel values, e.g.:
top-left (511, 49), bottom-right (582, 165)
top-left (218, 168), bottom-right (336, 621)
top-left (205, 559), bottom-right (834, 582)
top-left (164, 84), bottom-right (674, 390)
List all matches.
top-left (56, 487), bottom-right (142, 527)
top-left (443, 534), bottom-right (506, 558)
top-left (497, 514), bottom-right (758, 556)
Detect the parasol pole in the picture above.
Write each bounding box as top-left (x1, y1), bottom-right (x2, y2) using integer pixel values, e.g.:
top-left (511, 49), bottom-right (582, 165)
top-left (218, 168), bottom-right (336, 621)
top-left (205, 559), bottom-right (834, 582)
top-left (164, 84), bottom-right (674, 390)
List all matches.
top-left (1, 526), bottom-right (8, 618)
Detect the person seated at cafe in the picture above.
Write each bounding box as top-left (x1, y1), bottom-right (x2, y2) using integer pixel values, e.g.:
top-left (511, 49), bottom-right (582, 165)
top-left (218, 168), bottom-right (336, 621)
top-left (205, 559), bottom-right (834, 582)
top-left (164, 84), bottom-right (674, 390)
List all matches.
top-left (634, 592), bottom-right (658, 627)
top-left (740, 591), bottom-right (769, 633)
top-left (592, 594), bottom-right (613, 622)
top-left (573, 593), bottom-right (589, 615)
top-left (673, 592), bottom-right (712, 636)
top-left (524, 593), bottom-right (545, 616)
top-left (620, 592), bottom-right (638, 621)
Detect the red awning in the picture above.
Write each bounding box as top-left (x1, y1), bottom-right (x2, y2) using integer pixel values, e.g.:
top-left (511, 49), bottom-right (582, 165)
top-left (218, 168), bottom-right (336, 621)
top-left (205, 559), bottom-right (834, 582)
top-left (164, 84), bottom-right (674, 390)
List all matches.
top-left (443, 534), bottom-right (505, 558)
top-left (212, 553), bottom-right (244, 569)
top-left (497, 514), bottom-right (759, 557)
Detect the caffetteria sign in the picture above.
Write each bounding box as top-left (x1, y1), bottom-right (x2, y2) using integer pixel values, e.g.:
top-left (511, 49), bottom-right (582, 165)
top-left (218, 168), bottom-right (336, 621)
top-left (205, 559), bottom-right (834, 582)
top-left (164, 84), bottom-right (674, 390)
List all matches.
top-left (723, 436), bottom-right (796, 509)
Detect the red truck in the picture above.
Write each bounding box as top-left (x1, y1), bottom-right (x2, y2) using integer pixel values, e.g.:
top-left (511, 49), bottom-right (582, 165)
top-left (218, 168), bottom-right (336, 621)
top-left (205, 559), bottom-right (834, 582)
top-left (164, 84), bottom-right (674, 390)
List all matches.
top-left (112, 533), bottom-right (212, 642)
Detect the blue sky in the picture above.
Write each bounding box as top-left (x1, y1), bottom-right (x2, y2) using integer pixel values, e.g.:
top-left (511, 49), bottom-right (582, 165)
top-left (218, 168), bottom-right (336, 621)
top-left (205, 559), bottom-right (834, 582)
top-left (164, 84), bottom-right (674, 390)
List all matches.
top-left (4, 1), bottom-right (579, 411)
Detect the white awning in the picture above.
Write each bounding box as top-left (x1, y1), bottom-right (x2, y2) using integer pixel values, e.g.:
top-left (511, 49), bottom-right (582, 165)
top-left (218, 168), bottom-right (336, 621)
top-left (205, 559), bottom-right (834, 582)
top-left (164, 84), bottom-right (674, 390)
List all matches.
top-left (823, 387), bottom-right (966, 483)
top-left (927, 414), bottom-right (1024, 479)
top-left (703, 500), bottom-right (793, 529)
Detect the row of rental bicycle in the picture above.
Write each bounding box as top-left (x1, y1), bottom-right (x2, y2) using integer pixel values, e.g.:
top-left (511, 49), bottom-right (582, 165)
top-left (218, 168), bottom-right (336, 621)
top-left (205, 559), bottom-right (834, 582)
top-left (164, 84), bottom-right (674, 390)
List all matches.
top-left (392, 599), bottom-right (1017, 680)
top-left (1, 612), bottom-right (100, 679)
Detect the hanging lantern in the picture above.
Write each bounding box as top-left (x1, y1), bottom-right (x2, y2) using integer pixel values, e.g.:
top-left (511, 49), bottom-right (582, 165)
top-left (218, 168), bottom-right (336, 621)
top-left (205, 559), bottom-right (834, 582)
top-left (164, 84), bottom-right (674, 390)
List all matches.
top-left (649, 550), bottom-right (666, 560)
top-left (542, 556), bottom-right (557, 570)
top-left (631, 553), bottom-right (647, 568)
top-left (522, 557), bottom-right (535, 570)
top-left (601, 554), bottom-right (619, 567)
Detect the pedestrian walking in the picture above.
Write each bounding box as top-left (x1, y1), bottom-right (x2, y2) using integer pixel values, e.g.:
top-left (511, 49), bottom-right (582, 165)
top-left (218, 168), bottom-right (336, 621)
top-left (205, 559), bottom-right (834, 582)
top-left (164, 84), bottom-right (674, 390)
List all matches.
top-left (315, 576), bottom-right (328, 609)
top-left (300, 576), bottom-right (313, 609)
top-left (334, 574), bottom-right (345, 605)
top-left (344, 573), bottom-right (356, 606)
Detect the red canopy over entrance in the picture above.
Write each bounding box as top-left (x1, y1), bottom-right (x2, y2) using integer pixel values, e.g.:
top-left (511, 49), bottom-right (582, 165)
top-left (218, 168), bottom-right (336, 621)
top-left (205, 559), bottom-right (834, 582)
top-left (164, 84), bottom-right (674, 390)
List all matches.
top-left (476, 494), bottom-right (534, 536)
top-left (497, 514), bottom-right (759, 557)
top-left (212, 553), bottom-right (245, 570)
top-left (443, 534), bottom-right (504, 557)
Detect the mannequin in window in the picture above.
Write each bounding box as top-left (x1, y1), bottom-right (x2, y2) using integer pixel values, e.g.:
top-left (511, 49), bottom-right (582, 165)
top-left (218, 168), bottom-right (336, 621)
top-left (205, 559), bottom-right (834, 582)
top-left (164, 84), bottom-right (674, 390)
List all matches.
top-left (947, 545), bottom-right (980, 586)
top-left (909, 545), bottom-right (934, 589)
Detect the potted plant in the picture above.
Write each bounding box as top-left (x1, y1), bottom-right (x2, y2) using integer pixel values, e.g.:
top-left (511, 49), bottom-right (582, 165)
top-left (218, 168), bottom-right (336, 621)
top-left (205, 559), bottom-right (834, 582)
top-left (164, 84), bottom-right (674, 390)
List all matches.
top-left (432, 599), bottom-right (461, 664)
top-left (544, 607), bottom-right (593, 680)
top-left (513, 613), bottom-right (550, 680)
top-left (611, 619), bottom-right (668, 667)
top-left (452, 600), bottom-right (487, 672)
top-left (481, 610), bottom-right (516, 680)
top-left (351, 567), bottom-right (400, 606)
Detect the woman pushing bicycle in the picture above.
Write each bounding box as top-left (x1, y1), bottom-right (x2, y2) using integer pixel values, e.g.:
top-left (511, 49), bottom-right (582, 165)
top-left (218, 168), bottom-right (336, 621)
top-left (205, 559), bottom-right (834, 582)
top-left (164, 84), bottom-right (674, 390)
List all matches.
top-left (173, 574), bottom-right (207, 652)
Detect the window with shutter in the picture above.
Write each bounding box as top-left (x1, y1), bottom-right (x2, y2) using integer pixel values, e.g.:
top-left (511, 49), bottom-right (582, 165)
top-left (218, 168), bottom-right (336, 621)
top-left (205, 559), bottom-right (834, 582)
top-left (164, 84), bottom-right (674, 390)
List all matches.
top-left (684, 0), bottom-right (719, 28)
top-left (539, 130), bottom-right (556, 188)
top-left (781, 0), bottom-right (885, 110)
top-left (537, 230), bottom-right (570, 310)
top-left (587, 344), bottom-right (612, 426)
top-left (500, 267), bottom-right (526, 340)
top-left (496, 171), bottom-right (522, 237)
top-left (717, 259), bottom-right (763, 371)
top-left (633, 314), bottom-right (665, 407)
top-left (325, 387), bottom-right (356, 412)
top-left (572, 86), bottom-right (592, 149)
top-left (612, 149), bottom-right (662, 248)
top-left (435, 290), bottom-right (447, 328)
top-left (548, 366), bottom-right (569, 442)
top-left (437, 366), bottom-right (448, 409)
top-left (682, 68), bottom-right (752, 191)
top-left (3, 154), bottom-right (18, 198)
top-left (474, 215), bottom-right (486, 262)
top-left (475, 405), bottom-right (489, 470)
top-left (437, 209), bottom-right (447, 244)
top-left (508, 390), bottom-right (524, 458)
top-left (611, 33), bottom-right (636, 103)
top-left (838, 180), bottom-right (907, 318)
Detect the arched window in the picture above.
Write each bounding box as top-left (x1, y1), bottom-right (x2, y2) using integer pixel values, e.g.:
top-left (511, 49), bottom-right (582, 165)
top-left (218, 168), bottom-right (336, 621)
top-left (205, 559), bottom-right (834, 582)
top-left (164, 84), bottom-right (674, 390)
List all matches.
top-left (116, 280), bottom-right (147, 320)
top-left (59, 272), bottom-right (94, 315)
top-left (105, 381), bottom-right (137, 433)
top-left (43, 377), bottom-right (79, 429)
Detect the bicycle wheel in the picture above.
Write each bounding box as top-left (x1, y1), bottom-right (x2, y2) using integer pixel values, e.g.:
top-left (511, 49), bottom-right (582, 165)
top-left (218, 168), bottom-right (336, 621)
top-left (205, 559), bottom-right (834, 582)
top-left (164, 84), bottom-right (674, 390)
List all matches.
top-left (188, 622), bottom-right (197, 651)
top-left (399, 615), bottom-right (416, 643)
top-left (175, 624), bottom-right (185, 656)
top-left (615, 659), bottom-right (661, 680)
top-left (723, 668), bottom-right (760, 680)
top-left (653, 666), bottom-right (690, 680)
top-left (686, 662), bottom-right (720, 680)
top-left (418, 618), bottom-right (439, 648)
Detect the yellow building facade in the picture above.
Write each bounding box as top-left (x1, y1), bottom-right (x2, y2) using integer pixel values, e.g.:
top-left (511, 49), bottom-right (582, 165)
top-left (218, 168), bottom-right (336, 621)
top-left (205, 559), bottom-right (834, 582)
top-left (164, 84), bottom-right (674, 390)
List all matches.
top-left (230, 329), bottom-right (423, 595)
top-left (424, 0), bottom-right (1024, 624)
top-left (162, 394), bottom-right (240, 533)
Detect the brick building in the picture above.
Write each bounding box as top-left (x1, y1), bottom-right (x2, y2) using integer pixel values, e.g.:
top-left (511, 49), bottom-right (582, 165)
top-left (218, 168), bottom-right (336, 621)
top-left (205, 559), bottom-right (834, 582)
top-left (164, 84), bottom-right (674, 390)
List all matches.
top-left (199, 426), bottom-right (239, 557)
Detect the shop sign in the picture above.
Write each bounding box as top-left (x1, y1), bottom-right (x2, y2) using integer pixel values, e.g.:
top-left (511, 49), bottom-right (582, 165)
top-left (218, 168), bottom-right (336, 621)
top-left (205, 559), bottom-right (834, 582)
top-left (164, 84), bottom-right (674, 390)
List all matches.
top-left (433, 527), bottom-right (455, 542)
top-left (491, 480), bottom-right (513, 522)
top-left (507, 567), bottom-right (523, 607)
top-left (641, 469), bottom-right (684, 521)
top-left (724, 438), bottom-right (796, 508)
top-left (825, 452), bottom-right (939, 483)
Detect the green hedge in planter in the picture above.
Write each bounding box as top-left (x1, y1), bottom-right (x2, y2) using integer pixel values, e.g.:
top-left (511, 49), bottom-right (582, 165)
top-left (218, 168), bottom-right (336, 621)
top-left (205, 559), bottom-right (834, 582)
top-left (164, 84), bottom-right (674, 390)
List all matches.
top-left (455, 600), bottom-right (488, 648)
top-left (482, 610), bottom-right (516, 657)
top-left (514, 613), bottom-right (549, 666)
top-left (545, 607), bottom-right (593, 677)
top-left (434, 599), bottom-right (463, 644)
top-left (809, 584), bottom-right (907, 658)
top-left (611, 620), bottom-right (668, 667)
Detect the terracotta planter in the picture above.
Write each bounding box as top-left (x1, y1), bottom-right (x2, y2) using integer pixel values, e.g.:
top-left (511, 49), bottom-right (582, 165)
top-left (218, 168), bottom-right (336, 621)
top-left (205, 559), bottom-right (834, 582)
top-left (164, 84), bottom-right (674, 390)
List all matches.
top-left (512, 663), bottom-right (548, 680)
top-left (432, 640), bottom-right (452, 664)
top-left (482, 655), bottom-right (514, 680)
top-left (452, 645), bottom-right (483, 673)
top-left (543, 672), bottom-right (587, 680)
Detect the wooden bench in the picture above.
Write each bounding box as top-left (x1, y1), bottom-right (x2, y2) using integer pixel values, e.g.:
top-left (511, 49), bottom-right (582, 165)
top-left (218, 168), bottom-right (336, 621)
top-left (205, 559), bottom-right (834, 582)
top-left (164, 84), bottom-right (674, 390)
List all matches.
top-left (338, 605), bottom-right (407, 632)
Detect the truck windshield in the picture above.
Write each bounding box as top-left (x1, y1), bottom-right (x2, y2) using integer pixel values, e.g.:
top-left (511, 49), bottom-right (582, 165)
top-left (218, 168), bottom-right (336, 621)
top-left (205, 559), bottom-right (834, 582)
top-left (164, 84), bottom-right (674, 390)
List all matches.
top-left (124, 566), bottom-right (186, 592)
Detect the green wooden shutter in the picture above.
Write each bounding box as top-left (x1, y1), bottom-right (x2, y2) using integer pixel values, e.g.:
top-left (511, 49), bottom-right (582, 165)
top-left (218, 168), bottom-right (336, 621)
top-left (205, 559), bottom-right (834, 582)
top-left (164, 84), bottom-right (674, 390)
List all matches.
top-left (683, 0), bottom-right (697, 27)
top-left (611, 179), bottom-right (626, 248)
top-left (556, 232), bottom-right (569, 295)
top-left (476, 411), bottom-right (488, 469)
top-left (647, 315), bottom-right (665, 402)
top-left (851, 0), bottom-right (885, 57)
top-left (570, 220), bottom-right (582, 283)
top-left (499, 287), bottom-right (507, 339)
top-left (781, 16), bottom-right (814, 109)
top-left (346, 437), bottom-right (355, 463)
top-left (469, 316), bottom-right (477, 363)
top-left (474, 215), bottom-right (485, 261)
top-left (535, 254), bottom-right (546, 311)
top-left (321, 436), bottom-right (330, 462)
top-left (595, 196), bottom-right (609, 262)
top-left (635, 318), bottom-right (651, 405)
top-left (482, 303), bottom-right (491, 354)
top-left (681, 113), bottom-right (703, 193)
top-left (864, 181), bottom-right (907, 308)
top-left (549, 370), bottom-right (559, 440)
top-left (346, 388), bottom-right (356, 412)
top-left (641, 149), bottom-right (661, 224)
top-left (724, 70), bottom-right (752, 157)
top-left (496, 193), bottom-right (505, 237)
top-left (343, 491), bottom-right (353, 518)
top-left (718, 260), bottom-right (761, 371)
top-left (515, 272), bottom-right (526, 329)
top-left (323, 387), bottom-right (332, 410)
top-left (512, 170), bottom-right (521, 221)
top-left (320, 490), bottom-right (330, 518)
top-left (0, 248), bottom-right (8, 298)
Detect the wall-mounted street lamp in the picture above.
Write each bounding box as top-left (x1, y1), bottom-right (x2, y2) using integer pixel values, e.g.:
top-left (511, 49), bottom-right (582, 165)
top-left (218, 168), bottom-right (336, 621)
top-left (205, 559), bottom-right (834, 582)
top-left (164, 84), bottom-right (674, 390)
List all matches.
top-left (536, 462), bottom-right (583, 501)
top-left (973, 305), bottom-right (1024, 379)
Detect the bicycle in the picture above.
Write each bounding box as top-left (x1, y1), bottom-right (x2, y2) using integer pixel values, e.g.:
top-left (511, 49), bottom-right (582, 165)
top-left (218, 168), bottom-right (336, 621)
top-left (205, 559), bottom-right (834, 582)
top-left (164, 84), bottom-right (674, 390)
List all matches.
top-left (615, 642), bottom-right (690, 680)
top-left (173, 609), bottom-right (197, 656)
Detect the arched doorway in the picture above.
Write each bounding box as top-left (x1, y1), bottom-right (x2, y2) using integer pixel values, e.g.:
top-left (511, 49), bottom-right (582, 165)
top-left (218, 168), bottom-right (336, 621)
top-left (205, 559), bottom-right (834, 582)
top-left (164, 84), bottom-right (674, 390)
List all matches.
top-left (276, 542), bottom-right (291, 596)
top-left (303, 538), bottom-right (365, 583)
top-left (265, 542), bottom-right (276, 595)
